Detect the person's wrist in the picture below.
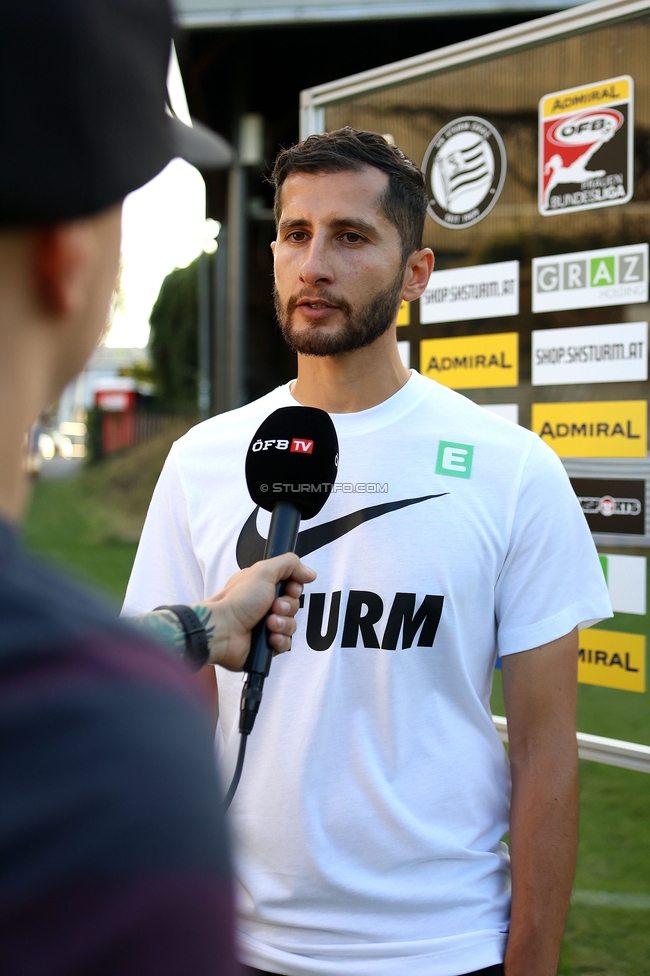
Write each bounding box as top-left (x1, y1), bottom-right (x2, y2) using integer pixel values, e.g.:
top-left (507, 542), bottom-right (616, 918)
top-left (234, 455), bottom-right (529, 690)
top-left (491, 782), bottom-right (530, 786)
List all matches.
top-left (154, 604), bottom-right (210, 670)
top-left (193, 597), bottom-right (235, 667)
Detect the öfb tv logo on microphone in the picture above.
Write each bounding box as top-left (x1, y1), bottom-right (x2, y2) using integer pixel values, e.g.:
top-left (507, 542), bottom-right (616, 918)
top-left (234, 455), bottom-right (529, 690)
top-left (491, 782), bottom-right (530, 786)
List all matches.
top-left (291, 438), bottom-right (314, 454)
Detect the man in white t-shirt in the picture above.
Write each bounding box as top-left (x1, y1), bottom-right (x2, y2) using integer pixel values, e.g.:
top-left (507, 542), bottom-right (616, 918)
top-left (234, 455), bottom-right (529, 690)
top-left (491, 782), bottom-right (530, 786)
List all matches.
top-left (124, 128), bottom-right (611, 976)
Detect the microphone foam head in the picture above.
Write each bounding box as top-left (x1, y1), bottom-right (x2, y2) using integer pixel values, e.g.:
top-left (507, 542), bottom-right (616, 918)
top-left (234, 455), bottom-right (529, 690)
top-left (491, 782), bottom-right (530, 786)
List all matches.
top-left (245, 407), bottom-right (339, 519)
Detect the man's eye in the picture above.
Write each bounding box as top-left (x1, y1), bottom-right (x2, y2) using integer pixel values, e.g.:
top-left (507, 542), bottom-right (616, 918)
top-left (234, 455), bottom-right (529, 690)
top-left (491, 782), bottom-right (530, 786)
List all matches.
top-left (288, 231), bottom-right (308, 242)
top-left (342, 233), bottom-right (363, 244)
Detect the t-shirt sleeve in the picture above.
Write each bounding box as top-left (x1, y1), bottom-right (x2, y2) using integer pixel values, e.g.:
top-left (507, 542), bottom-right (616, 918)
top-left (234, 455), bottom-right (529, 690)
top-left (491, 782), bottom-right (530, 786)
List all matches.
top-left (122, 444), bottom-right (204, 615)
top-left (495, 434), bottom-right (612, 657)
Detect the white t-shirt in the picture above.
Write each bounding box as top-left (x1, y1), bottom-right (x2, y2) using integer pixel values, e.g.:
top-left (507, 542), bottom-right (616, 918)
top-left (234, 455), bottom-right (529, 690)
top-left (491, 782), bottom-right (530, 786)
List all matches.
top-left (123, 371), bottom-right (611, 976)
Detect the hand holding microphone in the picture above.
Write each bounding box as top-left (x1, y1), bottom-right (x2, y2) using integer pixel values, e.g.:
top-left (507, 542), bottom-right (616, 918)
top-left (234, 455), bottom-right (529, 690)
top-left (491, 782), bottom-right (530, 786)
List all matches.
top-left (205, 553), bottom-right (316, 669)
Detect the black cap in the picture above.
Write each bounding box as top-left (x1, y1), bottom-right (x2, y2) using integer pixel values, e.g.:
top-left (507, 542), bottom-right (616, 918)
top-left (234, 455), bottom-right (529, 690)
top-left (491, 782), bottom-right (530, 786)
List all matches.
top-left (0, 0), bottom-right (233, 226)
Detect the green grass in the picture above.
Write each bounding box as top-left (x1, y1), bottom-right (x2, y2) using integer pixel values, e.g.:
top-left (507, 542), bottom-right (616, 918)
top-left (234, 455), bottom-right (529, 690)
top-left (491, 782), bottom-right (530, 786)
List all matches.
top-left (23, 476), bottom-right (138, 606)
top-left (559, 903), bottom-right (650, 975)
top-left (22, 418), bottom-right (192, 605)
top-left (21, 447), bottom-right (650, 975)
top-left (492, 670), bottom-right (650, 974)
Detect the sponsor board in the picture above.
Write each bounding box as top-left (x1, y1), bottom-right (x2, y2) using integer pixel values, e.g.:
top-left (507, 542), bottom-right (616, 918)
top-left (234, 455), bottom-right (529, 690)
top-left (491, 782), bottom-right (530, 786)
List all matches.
top-left (531, 400), bottom-right (647, 457)
top-left (420, 332), bottom-right (518, 389)
top-left (422, 116), bottom-right (506, 229)
top-left (481, 403), bottom-right (519, 425)
top-left (436, 440), bottom-right (474, 479)
top-left (420, 260), bottom-right (519, 324)
top-left (600, 553), bottom-right (646, 615)
top-left (572, 478), bottom-right (645, 536)
top-left (539, 75), bottom-right (633, 216)
top-left (532, 243), bottom-right (648, 313)
top-left (579, 629), bottom-right (645, 692)
top-left (396, 301), bottom-right (410, 326)
top-left (532, 321), bottom-right (647, 386)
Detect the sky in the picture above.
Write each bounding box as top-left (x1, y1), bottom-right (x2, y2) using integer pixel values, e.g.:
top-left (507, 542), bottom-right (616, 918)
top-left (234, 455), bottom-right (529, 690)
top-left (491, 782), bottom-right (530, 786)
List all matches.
top-left (105, 49), bottom-right (217, 348)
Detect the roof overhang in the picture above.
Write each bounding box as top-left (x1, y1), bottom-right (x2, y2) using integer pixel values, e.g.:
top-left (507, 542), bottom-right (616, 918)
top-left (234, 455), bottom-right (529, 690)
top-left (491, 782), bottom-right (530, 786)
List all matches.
top-left (298, 0), bottom-right (650, 136)
top-left (174, 0), bottom-right (582, 30)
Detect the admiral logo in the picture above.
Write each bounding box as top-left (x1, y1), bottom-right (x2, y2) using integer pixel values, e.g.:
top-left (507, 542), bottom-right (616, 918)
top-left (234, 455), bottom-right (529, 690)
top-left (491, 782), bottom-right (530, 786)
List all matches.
top-left (421, 332), bottom-right (518, 389)
top-left (579, 629), bottom-right (645, 693)
top-left (531, 400), bottom-right (647, 458)
top-left (539, 76), bottom-right (633, 216)
top-left (291, 438), bottom-right (313, 454)
top-left (423, 116), bottom-right (506, 229)
top-left (571, 477), bottom-right (645, 536)
top-left (532, 244), bottom-right (648, 313)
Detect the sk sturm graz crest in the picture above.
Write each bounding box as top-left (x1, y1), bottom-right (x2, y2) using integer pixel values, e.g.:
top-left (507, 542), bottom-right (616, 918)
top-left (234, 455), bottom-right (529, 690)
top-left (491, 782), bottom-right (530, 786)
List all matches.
top-left (423, 116), bottom-right (506, 229)
top-left (539, 76), bottom-right (633, 216)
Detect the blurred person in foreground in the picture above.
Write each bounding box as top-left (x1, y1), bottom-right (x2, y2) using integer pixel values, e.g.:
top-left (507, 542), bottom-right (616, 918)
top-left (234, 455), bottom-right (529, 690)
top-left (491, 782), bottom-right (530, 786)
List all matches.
top-left (0, 2), bottom-right (314, 974)
top-left (125, 129), bottom-right (612, 976)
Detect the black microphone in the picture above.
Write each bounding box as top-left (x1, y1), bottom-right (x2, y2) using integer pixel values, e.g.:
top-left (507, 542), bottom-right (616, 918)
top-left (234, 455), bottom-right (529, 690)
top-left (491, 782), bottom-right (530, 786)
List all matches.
top-left (224, 407), bottom-right (338, 808)
top-left (238, 406), bottom-right (339, 738)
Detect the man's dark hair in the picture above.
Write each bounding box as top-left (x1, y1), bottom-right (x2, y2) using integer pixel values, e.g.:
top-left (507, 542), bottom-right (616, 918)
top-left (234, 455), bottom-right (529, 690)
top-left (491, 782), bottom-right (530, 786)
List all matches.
top-left (271, 128), bottom-right (428, 262)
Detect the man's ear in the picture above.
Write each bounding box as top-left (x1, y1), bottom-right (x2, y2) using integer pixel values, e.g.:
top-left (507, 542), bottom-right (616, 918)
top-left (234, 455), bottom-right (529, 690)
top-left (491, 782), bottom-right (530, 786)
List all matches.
top-left (33, 223), bottom-right (89, 317)
top-left (270, 240), bottom-right (276, 254)
top-left (402, 248), bottom-right (434, 302)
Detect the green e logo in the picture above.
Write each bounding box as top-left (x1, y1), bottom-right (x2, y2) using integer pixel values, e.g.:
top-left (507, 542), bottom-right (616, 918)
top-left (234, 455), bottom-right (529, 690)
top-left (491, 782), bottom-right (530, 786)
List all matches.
top-left (436, 440), bottom-right (474, 479)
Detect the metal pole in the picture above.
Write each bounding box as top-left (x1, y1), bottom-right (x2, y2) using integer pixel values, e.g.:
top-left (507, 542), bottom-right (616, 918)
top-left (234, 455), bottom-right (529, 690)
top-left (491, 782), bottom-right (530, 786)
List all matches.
top-left (212, 223), bottom-right (229, 415)
top-left (197, 249), bottom-right (211, 421)
top-left (226, 157), bottom-right (246, 409)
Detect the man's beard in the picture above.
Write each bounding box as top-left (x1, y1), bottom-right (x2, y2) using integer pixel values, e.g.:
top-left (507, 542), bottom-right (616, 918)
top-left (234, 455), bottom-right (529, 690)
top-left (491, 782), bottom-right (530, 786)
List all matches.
top-left (274, 266), bottom-right (405, 357)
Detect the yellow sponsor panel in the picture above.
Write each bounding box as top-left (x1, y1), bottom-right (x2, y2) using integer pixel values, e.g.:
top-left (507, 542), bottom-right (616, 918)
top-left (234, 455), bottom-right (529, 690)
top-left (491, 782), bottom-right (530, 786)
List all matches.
top-left (542, 76), bottom-right (630, 118)
top-left (579, 629), bottom-right (645, 693)
top-left (420, 332), bottom-right (518, 389)
top-left (531, 400), bottom-right (647, 457)
top-left (396, 301), bottom-right (410, 326)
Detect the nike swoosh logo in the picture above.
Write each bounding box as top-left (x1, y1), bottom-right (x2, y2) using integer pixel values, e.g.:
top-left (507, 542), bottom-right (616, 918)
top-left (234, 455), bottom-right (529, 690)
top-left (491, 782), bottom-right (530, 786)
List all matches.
top-left (236, 494), bottom-right (448, 568)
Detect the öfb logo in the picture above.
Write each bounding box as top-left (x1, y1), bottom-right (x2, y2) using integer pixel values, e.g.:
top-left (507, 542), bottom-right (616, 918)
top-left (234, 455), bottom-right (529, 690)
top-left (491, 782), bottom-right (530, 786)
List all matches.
top-left (291, 438), bottom-right (314, 454)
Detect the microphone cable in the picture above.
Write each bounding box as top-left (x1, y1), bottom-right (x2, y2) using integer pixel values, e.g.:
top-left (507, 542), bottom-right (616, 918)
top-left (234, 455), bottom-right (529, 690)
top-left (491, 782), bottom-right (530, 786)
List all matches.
top-left (224, 734), bottom-right (247, 809)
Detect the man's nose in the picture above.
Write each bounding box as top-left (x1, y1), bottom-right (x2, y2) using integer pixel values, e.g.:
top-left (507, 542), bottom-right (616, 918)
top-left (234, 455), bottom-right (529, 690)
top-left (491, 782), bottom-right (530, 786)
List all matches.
top-left (299, 238), bottom-right (333, 286)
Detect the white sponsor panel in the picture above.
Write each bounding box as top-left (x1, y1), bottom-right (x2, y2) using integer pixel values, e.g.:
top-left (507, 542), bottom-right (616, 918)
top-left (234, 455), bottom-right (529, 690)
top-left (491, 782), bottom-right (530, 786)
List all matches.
top-left (532, 243), bottom-right (648, 313)
top-left (420, 260), bottom-right (519, 324)
top-left (532, 321), bottom-right (647, 386)
top-left (481, 403), bottom-right (519, 424)
top-left (602, 553), bottom-right (646, 615)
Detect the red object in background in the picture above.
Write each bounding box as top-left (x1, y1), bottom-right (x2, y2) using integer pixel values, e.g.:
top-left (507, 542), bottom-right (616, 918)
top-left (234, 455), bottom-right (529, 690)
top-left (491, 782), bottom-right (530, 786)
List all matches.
top-left (96, 389), bottom-right (136, 455)
top-left (101, 411), bottom-right (135, 454)
top-left (96, 390), bottom-right (135, 412)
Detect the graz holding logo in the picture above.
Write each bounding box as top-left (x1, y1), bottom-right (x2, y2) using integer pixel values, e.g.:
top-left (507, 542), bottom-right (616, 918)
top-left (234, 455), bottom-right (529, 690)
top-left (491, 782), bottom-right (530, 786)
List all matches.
top-left (422, 116), bottom-right (506, 229)
top-left (532, 243), bottom-right (648, 313)
top-left (300, 590), bottom-right (444, 651)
